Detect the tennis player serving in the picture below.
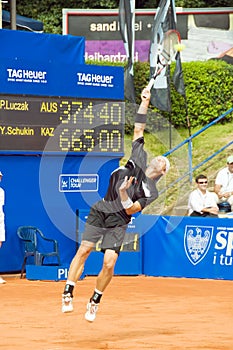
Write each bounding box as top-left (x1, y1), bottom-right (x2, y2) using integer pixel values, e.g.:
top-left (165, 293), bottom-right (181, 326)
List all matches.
top-left (62, 87), bottom-right (170, 322)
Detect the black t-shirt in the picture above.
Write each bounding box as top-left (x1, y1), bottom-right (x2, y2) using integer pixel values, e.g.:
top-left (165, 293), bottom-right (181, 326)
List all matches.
top-left (87, 136), bottom-right (158, 228)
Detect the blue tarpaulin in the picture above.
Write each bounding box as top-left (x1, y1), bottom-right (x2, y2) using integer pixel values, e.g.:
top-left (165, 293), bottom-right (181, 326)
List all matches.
top-left (2, 9), bottom-right (43, 32)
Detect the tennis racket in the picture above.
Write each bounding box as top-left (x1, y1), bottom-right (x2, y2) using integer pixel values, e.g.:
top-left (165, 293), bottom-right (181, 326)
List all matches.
top-left (147, 29), bottom-right (183, 91)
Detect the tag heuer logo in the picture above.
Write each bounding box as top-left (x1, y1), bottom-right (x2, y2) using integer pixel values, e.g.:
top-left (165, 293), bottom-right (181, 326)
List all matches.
top-left (184, 225), bottom-right (214, 265)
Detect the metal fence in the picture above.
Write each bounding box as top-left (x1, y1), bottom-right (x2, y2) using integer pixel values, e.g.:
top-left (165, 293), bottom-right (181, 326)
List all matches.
top-left (163, 107), bottom-right (233, 189)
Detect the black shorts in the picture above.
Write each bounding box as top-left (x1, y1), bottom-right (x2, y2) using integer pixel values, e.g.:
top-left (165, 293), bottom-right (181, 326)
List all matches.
top-left (82, 211), bottom-right (128, 254)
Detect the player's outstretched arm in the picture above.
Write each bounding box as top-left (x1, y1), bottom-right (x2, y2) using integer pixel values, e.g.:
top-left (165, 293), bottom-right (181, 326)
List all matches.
top-left (133, 88), bottom-right (151, 141)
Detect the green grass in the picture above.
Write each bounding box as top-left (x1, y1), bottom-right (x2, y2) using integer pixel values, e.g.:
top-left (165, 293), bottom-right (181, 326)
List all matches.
top-left (177, 123), bottom-right (233, 176)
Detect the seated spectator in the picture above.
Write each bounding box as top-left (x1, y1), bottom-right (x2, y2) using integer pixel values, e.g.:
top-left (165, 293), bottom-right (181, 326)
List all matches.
top-left (188, 174), bottom-right (219, 217)
top-left (213, 155), bottom-right (233, 212)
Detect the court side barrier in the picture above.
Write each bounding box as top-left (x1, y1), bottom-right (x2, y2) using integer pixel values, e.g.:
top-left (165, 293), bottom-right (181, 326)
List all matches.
top-left (142, 214), bottom-right (233, 280)
top-left (162, 107), bottom-right (233, 190)
top-left (26, 213), bottom-right (233, 281)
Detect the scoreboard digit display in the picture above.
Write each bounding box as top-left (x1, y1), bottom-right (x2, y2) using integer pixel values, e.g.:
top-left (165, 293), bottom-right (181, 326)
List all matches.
top-left (0, 95), bottom-right (125, 154)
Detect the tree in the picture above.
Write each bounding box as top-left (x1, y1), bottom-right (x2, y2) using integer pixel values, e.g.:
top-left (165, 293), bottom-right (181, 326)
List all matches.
top-left (3, 0), bottom-right (232, 34)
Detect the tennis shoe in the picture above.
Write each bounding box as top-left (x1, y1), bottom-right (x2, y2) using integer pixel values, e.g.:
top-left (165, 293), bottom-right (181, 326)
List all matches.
top-left (62, 293), bottom-right (73, 313)
top-left (0, 276), bottom-right (6, 284)
top-left (85, 301), bottom-right (99, 322)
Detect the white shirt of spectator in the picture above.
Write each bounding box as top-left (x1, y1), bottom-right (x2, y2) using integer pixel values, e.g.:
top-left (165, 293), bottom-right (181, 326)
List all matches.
top-left (188, 188), bottom-right (217, 215)
top-left (215, 167), bottom-right (233, 194)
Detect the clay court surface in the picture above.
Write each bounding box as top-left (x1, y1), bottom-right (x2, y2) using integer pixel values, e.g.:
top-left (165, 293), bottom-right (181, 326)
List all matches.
top-left (1, 275), bottom-right (232, 350)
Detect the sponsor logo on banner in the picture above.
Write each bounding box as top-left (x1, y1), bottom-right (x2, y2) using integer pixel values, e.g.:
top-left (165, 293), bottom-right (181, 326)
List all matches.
top-left (213, 226), bottom-right (233, 266)
top-left (77, 71), bottom-right (114, 88)
top-left (59, 174), bottom-right (99, 192)
top-left (184, 225), bottom-right (214, 265)
top-left (6, 68), bottom-right (48, 84)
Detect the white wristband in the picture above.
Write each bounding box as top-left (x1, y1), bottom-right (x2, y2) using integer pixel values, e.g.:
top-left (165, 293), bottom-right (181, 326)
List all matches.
top-left (121, 197), bottom-right (133, 209)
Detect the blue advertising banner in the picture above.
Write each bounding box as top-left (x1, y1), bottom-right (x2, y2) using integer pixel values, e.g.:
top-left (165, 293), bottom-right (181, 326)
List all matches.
top-left (26, 265), bottom-right (71, 281)
top-left (0, 60), bottom-right (124, 99)
top-left (0, 27), bottom-right (125, 276)
top-left (0, 29), bottom-right (124, 99)
top-left (0, 28), bottom-right (85, 65)
top-left (142, 215), bottom-right (233, 280)
top-left (0, 155), bottom-right (121, 273)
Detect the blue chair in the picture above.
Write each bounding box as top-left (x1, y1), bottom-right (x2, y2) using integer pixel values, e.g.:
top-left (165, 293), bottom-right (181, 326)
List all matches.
top-left (17, 226), bottom-right (61, 278)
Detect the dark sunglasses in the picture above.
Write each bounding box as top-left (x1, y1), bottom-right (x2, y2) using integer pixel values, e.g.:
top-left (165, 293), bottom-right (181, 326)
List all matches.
top-left (198, 181), bottom-right (208, 184)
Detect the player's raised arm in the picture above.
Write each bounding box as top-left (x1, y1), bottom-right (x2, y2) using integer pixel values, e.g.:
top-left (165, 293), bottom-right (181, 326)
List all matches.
top-left (133, 88), bottom-right (151, 141)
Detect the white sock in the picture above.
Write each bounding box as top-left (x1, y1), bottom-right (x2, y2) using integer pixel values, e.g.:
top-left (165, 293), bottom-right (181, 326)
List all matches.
top-left (66, 280), bottom-right (76, 286)
top-left (94, 288), bottom-right (103, 295)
